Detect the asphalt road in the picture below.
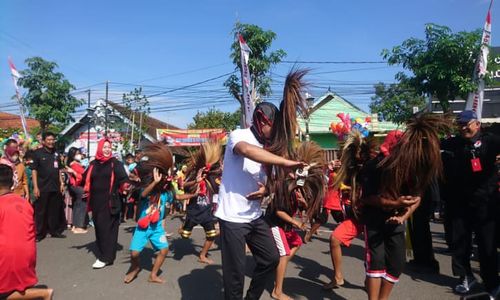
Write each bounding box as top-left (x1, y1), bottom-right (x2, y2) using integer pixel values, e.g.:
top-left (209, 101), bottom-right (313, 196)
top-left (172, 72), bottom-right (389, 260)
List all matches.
top-left (34, 216), bottom-right (487, 300)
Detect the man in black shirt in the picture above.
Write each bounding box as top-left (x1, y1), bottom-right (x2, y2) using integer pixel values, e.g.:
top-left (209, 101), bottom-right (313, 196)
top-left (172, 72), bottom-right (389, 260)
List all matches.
top-left (441, 110), bottom-right (500, 298)
top-left (32, 132), bottom-right (65, 241)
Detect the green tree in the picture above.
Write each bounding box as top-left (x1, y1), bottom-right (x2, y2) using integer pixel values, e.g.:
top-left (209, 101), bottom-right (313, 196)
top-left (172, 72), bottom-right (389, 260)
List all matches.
top-left (370, 83), bottom-right (426, 124)
top-left (224, 23), bottom-right (286, 122)
top-left (188, 108), bottom-right (241, 132)
top-left (381, 24), bottom-right (482, 111)
top-left (17, 57), bottom-right (84, 132)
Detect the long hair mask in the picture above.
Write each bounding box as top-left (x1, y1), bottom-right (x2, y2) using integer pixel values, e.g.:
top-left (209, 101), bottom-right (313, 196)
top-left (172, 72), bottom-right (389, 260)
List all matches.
top-left (137, 142), bottom-right (173, 191)
top-left (185, 140), bottom-right (223, 195)
top-left (378, 114), bottom-right (453, 199)
top-left (333, 130), bottom-right (377, 214)
top-left (267, 69), bottom-right (309, 158)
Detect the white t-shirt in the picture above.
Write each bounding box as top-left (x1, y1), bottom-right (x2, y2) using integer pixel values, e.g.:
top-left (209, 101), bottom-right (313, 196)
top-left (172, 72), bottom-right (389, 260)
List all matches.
top-left (215, 128), bottom-right (267, 223)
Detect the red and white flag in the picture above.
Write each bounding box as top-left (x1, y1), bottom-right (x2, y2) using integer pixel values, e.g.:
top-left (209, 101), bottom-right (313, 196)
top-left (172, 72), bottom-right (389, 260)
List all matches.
top-left (239, 34), bottom-right (254, 128)
top-left (8, 57), bottom-right (21, 96)
top-left (465, 1), bottom-right (492, 120)
top-left (7, 57), bottom-right (29, 137)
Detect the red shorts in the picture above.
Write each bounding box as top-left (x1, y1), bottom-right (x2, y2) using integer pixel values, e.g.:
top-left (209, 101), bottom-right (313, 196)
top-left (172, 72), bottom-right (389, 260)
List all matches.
top-left (332, 218), bottom-right (363, 247)
top-left (271, 226), bottom-right (303, 256)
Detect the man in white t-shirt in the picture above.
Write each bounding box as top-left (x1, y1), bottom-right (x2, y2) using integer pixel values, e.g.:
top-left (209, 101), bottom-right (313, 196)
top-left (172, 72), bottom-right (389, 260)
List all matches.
top-left (215, 102), bottom-right (303, 300)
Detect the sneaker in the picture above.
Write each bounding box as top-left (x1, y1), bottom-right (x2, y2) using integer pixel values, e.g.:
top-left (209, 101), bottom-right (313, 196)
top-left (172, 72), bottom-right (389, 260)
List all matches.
top-left (92, 259), bottom-right (107, 269)
top-left (454, 276), bottom-right (477, 294)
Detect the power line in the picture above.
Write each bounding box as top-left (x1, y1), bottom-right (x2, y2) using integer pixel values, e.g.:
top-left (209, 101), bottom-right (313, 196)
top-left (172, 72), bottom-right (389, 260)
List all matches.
top-left (280, 60), bottom-right (386, 64)
top-left (133, 62), bottom-right (232, 83)
top-left (144, 71), bottom-right (236, 98)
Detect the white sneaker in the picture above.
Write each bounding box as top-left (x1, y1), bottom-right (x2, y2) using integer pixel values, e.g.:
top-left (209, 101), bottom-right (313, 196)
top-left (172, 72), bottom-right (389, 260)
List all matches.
top-left (92, 259), bottom-right (106, 269)
top-left (454, 276), bottom-right (477, 294)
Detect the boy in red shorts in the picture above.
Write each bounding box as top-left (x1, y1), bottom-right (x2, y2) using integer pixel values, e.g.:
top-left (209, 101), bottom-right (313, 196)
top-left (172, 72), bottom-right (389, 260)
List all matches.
top-left (267, 188), bottom-right (308, 300)
top-left (323, 183), bottom-right (364, 289)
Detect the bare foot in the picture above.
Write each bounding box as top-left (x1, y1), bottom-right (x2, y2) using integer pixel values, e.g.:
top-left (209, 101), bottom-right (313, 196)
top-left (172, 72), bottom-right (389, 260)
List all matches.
top-left (124, 268), bottom-right (141, 284)
top-left (304, 231), bottom-right (312, 243)
top-left (271, 290), bottom-right (293, 300)
top-left (322, 278), bottom-right (344, 290)
top-left (198, 256), bottom-right (214, 265)
top-left (46, 288), bottom-right (54, 300)
top-left (148, 275), bottom-right (165, 284)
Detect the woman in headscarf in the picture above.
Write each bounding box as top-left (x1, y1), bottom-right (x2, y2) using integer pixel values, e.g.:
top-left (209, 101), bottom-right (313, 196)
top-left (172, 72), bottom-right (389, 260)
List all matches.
top-left (82, 139), bottom-right (128, 269)
top-left (0, 143), bottom-right (28, 198)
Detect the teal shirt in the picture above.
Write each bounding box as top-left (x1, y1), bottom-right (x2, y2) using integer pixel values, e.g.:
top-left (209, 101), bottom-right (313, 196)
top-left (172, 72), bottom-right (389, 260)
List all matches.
top-left (137, 190), bottom-right (173, 221)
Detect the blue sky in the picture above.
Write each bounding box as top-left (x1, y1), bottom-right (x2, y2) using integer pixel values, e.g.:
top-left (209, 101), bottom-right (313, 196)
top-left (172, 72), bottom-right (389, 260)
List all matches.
top-left (0, 0), bottom-right (497, 127)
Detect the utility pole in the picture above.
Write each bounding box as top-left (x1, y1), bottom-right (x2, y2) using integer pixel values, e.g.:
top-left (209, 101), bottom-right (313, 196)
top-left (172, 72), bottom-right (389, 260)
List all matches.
top-left (87, 89), bottom-right (91, 154)
top-left (105, 80), bottom-right (109, 137)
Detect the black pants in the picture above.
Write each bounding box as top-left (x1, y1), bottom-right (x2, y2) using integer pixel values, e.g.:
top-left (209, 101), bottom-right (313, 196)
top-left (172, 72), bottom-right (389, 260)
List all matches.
top-left (93, 208), bottom-right (120, 264)
top-left (69, 186), bottom-right (86, 228)
top-left (408, 186), bottom-right (437, 265)
top-left (451, 200), bottom-right (499, 291)
top-left (35, 191), bottom-right (64, 239)
top-left (219, 217), bottom-right (279, 300)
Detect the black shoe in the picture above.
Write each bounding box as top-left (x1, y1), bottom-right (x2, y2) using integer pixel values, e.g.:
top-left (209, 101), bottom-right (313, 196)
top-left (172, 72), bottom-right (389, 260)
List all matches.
top-left (51, 233), bottom-right (66, 238)
top-left (35, 237), bottom-right (45, 242)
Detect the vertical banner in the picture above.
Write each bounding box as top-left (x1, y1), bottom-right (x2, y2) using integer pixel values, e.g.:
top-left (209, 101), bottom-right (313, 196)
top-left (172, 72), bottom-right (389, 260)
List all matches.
top-left (8, 57), bottom-right (29, 138)
top-left (238, 34), bottom-right (254, 128)
top-left (465, 1), bottom-right (492, 120)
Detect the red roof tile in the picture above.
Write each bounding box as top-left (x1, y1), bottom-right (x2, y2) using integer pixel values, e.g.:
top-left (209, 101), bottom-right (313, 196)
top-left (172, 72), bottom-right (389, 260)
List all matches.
top-left (0, 112), bottom-right (40, 130)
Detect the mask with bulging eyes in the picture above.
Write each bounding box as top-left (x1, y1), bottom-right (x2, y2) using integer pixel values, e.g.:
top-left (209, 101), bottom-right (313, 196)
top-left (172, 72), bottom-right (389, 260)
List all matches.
top-left (295, 163), bottom-right (316, 187)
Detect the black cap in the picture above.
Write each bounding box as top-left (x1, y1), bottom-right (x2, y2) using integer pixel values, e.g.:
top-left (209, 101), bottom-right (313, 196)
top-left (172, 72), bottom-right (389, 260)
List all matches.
top-left (457, 110), bottom-right (478, 123)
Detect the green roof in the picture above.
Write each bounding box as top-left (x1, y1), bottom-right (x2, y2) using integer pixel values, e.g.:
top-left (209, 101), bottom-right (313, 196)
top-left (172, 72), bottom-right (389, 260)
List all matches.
top-left (298, 92), bottom-right (401, 134)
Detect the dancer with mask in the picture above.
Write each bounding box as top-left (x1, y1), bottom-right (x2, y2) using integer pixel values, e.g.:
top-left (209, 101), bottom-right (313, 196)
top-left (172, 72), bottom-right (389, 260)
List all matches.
top-left (215, 72), bottom-right (306, 298)
top-left (124, 143), bottom-right (174, 283)
top-left (322, 130), bottom-right (377, 290)
top-left (360, 114), bottom-right (451, 300)
top-left (179, 141), bottom-right (223, 265)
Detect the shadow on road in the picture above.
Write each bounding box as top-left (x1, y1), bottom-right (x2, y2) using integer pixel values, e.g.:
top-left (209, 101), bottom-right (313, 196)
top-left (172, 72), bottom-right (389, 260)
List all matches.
top-left (170, 237), bottom-right (202, 261)
top-left (271, 277), bottom-right (349, 300)
top-left (403, 263), bottom-right (456, 290)
top-left (177, 264), bottom-right (223, 300)
top-left (71, 241), bottom-right (124, 258)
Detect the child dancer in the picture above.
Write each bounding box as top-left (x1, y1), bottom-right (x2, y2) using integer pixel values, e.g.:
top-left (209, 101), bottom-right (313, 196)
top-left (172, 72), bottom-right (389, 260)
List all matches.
top-left (323, 131), bottom-right (377, 290)
top-left (267, 141), bottom-right (326, 300)
top-left (124, 143), bottom-right (173, 284)
top-left (360, 115), bottom-right (451, 300)
top-left (179, 141), bottom-right (222, 264)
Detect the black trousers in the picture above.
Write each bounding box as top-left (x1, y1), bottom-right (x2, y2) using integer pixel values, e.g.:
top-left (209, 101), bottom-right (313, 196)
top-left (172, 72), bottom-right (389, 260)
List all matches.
top-left (93, 208), bottom-right (120, 264)
top-left (450, 200), bottom-right (499, 291)
top-left (35, 191), bottom-right (64, 239)
top-left (219, 217), bottom-right (279, 300)
top-left (408, 186), bottom-right (436, 265)
top-left (69, 186), bottom-right (86, 228)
